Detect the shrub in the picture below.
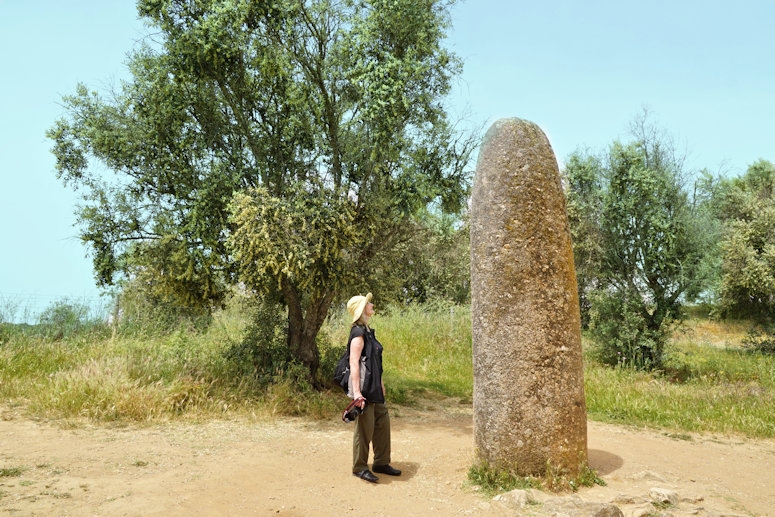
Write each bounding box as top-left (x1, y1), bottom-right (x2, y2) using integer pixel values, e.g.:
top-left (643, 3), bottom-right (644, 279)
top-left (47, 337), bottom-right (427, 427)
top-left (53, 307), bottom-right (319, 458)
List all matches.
top-left (742, 324), bottom-right (775, 354)
top-left (0, 467), bottom-right (25, 477)
top-left (36, 298), bottom-right (108, 340)
top-left (589, 290), bottom-right (670, 370)
top-left (223, 298), bottom-right (293, 389)
top-left (37, 299), bottom-right (88, 338)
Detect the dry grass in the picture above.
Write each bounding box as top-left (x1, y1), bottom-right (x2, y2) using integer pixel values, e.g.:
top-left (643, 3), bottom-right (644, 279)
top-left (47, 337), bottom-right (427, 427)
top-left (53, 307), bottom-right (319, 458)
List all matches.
top-left (673, 317), bottom-right (753, 348)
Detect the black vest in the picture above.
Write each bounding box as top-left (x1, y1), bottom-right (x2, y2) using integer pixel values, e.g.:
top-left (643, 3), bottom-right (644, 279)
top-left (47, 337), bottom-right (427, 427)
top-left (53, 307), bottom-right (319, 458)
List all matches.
top-left (347, 324), bottom-right (384, 403)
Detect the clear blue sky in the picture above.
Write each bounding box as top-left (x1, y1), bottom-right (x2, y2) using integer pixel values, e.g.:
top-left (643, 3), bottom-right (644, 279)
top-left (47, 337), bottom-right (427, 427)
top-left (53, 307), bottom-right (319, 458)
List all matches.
top-left (1, 1), bottom-right (773, 320)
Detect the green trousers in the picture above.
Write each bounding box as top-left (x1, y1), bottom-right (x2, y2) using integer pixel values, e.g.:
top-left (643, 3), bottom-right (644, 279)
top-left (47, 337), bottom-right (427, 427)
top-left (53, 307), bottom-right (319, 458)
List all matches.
top-left (352, 402), bottom-right (391, 473)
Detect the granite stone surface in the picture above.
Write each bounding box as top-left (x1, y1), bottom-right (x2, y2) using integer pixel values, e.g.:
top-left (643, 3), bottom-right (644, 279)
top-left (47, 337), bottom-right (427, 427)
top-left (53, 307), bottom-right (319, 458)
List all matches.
top-left (470, 117), bottom-right (587, 476)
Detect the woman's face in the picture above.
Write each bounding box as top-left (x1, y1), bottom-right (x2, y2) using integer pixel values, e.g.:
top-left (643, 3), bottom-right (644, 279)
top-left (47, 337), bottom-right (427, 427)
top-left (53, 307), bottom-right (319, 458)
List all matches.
top-left (364, 302), bottom-right (375, 318)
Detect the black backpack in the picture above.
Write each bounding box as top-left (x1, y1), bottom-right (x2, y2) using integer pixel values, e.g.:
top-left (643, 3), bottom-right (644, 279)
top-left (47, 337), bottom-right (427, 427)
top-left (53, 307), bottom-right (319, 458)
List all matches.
top-left (333, 348), bottom-right (350, 393)
top-left (333, 326), bottom-right (371, 396)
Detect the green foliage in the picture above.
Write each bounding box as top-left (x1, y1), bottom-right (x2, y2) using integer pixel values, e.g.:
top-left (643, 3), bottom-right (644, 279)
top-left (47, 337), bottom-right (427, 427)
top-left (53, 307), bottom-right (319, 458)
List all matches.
top-left (36, 299), bottom-right (109, 341)
top-left (564, 151), bottom-right (604, 329)
top-left (222, 297), bottom-right (295, 389)
top-left (227, 184), bottom-right (359, 297)
top-left (592, 142), bottom-right (698, 369)
top-left (688, 169), bottom-right (725, 305)
top-left (565, 112), bottom-right (713, 370)
top-left (318, 340), bottom-right (348, 391)
top-left (0, 298), bottom-right (110, 344)
top-left (47, 0), bottom-right (475, 380)
top-left (37, 299), bottom-right (89, 329)
top-left (588, 290), bottom-right (667, 370)
top-left (715, 159), bottom-right (775, 320)
top-left (0, 467), bottom-right (25, 478)
top-left (387, 210), bottom-right (471, 305)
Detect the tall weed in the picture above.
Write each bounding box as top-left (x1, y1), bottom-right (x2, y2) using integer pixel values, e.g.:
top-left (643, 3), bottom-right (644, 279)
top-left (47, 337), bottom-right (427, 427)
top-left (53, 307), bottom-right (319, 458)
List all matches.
top-left (376, 302), bottom-right (472, 399)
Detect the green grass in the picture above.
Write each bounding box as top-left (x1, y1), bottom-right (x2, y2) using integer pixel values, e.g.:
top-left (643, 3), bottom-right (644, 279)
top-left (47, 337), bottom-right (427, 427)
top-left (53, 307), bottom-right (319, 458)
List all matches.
top-left (378, 303), bottom-right (473, 400)
top-left (584, 338), bottom-right (775, 438)
top-left (320, 302), bottom-right (473, 405)
top-left (467, 461), bottom-right (543, 496)
top-left (2, 302), bottom-right (774, 440)
top-left (467, 457), bottom-right (604, 496)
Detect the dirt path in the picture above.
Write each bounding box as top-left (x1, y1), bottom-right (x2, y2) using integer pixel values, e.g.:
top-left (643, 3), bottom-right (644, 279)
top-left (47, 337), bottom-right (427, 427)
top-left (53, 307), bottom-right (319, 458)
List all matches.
top-left (1, 402), bottom-right (774, 516)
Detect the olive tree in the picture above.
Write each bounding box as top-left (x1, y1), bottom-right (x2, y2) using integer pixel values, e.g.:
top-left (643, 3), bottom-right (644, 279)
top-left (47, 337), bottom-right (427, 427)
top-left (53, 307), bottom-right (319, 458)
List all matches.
top-left (564, 114), bottom-right (712, 369)
top-left (564, 150), bottom-right (604, 328)
top-left (48, 0), bottom-right (474, 380)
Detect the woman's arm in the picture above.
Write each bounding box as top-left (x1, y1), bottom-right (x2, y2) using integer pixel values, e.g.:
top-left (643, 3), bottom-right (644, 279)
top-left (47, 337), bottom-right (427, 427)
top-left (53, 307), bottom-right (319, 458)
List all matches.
top-left (349, 335), bottom-right (365, 408)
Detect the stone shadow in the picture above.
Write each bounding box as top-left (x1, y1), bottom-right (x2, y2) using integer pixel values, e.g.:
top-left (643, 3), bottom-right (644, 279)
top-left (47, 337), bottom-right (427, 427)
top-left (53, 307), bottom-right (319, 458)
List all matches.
top-left (587, 448), bottom-right (624, 475)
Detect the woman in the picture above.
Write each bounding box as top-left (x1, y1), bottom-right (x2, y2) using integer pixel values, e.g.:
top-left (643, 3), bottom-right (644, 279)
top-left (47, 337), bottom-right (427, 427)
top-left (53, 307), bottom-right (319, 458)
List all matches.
top-left (346, 293), bottom-right (402, 483)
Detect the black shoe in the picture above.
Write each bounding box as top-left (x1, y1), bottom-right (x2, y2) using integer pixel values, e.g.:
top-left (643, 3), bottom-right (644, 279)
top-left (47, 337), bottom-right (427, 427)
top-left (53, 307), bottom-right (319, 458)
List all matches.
top-left (372, 464), bottom-right (401, 476)
top-left (353, 470), bottom-right (379, 483)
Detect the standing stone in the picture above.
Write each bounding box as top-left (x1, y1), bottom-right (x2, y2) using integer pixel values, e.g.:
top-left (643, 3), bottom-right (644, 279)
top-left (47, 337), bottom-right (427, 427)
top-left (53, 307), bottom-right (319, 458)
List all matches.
top-left (470, 117), bottom-right (587, 476)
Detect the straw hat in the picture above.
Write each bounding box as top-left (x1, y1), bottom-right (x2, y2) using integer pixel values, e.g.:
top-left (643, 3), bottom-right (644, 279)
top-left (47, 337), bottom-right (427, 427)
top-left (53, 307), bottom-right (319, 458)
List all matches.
top-left (347, 293), bottom-right (372, 323)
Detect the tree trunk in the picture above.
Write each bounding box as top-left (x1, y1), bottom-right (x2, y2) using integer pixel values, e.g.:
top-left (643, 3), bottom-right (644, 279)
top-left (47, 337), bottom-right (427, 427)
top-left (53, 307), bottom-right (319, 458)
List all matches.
top-left (281, 277), bottom-right (336, 384)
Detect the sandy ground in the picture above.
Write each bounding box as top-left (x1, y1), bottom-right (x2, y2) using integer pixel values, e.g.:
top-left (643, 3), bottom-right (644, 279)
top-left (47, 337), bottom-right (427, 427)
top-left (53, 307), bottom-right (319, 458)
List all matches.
top-left (1, 400), bottom-right (774, 517)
